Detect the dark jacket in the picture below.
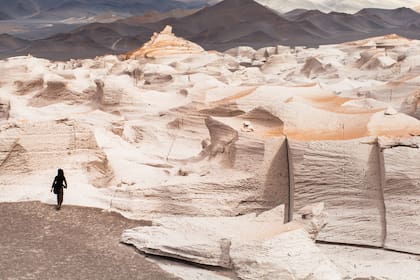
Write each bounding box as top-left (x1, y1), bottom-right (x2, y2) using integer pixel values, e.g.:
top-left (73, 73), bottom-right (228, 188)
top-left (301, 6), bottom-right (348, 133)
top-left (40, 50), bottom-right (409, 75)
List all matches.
top-left (52, 176), bottom-right (67, 193)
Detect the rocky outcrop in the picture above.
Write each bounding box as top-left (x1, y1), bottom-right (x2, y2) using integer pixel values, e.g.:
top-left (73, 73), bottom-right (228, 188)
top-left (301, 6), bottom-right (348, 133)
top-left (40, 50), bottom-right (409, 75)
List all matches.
top-left (261, 53), bottom-right (297, 74)
top-left (29, 81), bottom-right (95, 107)
top-left (301, 57), bottom-right (327, 78)
top-left (231, 229), bottom-right (340, 280)
top-left (368, 110), bottom-right (420, 137)
top-left (0, 120), bottom-right (114, 187)
top-left (0, 98), bottom-right (10, 120)
top-left (121, 205), bottom-right (341, 280)
top-left (294, 202), bottom-right (328, 240)
top-left (288, 136), bottom-right (420, 254)
top-left (400, 91), bottom-right (420, 119)
top-left (94, 79), bottom-right (122, 106)
top-left (225, 46), bottom-right (256, 60)
top-left (126, 25), bottom-right (204, 59)
top-left (381, 137), bottom-right (420, 254)
top-left (203, 117), bottom-right (238, 165)
top-left (14, 78), bottom-right (44, 95)
top-left (122, 223), bottom-right (233, 268)
top-left (288, 137), bottom-right (384, 247)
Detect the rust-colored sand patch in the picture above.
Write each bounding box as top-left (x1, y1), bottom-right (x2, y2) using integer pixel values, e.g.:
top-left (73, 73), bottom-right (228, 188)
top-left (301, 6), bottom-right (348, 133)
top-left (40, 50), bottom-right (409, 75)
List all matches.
top-left (210, 87), bottom-right (257, 106)
top-left (291, 83), bottom-right (318, 88)
top-left (262, 126), bottom-right (284, 137)
top-left (387, 73), bottom-right (420, 87)
top-left (285, 125), bottom-right (369, 141)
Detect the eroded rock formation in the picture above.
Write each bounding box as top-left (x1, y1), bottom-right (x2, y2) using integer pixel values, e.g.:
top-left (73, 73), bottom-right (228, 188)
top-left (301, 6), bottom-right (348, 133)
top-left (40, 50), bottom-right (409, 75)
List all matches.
top-left (121, 205), bottom-right (341, 280)
top-left (0, 98), bottom-right (10, 119)
top-left (0, 120), bottom-right (114, 188)
top-left (0, 28), bottom-right (420, 279)
top-left (126, 25), bottom-right (204, 59)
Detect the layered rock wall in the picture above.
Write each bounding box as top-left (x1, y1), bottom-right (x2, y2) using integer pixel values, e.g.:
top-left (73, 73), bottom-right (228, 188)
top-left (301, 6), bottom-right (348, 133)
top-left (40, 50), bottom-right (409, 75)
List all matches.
top-left (288, 138), bottom-right (384, 246)
top-left (0, 120), bottom-right (114, 187)
top-left (286, 136), bottom-right (420, 254)
top-left (381, 137), bottom-right (420, 254)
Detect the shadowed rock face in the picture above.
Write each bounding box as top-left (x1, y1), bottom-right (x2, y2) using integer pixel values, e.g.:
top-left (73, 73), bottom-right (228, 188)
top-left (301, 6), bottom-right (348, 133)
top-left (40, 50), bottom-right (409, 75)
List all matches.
top-left (29, 81), bottom-right (97, 107)
top-left (204, 116), bottom-right (238, 165)
top-left (0, 98), bottom-right (10, 119)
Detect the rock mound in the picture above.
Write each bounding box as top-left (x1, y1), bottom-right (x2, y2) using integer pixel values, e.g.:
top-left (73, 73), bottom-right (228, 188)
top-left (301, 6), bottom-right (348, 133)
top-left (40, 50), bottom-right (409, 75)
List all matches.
top-left (126, 25), bottom-right (204, 59)
top-left (121, 205), bottom-right (341, 280)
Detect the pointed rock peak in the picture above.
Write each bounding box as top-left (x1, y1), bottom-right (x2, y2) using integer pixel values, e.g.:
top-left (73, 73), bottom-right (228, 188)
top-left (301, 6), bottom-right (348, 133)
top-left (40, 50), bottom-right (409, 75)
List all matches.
top-left (126, 25), bottom-right (204, 59)
top-left (218, 0), bottom-right (254, 6)
top-left (161, 25), bottom-right (173, 35)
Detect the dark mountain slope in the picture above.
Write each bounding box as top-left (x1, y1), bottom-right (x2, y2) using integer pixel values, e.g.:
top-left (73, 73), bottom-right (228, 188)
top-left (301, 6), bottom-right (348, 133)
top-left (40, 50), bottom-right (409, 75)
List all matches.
top-left (0, 0), bottom-right (202, 19)
top-left (0, 11), bottom-right (13, 20)
top-left (3, 0), bottom-right (420, 60)
top-left (0, 34), bottom-right (29, 52)
top-left (356, 7), bottom-right (420, 26)
top-left (146, 0), bottom-right (321, 49)
top-left (283, 9), bottom-right (309, 21)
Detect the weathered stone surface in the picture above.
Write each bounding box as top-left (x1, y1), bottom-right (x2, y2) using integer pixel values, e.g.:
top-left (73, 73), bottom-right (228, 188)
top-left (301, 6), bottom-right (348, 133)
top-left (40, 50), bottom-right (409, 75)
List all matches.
top-left (94, 79), bottom-right (122, 106)
top-left (122, 226), bottom-right (233, 268)
top-left (126, 25), bottom-right (204, 59)
top-left (225, 46), bottom-right (256, 60)
top-left (381, 137), bottom-right (420, 254)
top-left (14, 77), bottom-right (44, 95)
top-left (261, 54), bottom-right (297, 74)
top-left (0, 98), bottom-right (10, 119)
top-left (108, 117), bottom-right (290, 218)
top-left (0, 120), bottom-right (113, 187)
top-left (301, 57), bottom-right (326, 78)
top-left (319, 243), bottom-right (420, 280)
top-left (368, 111), bottom-right (420, 137)
top-left (231, 229), bottom-right (341, 280)
top-left (294, 202), bottom-right (328, 240)
top-left (122, 206), bottom-right (341, 280)
top-left (147, 258), bottom-right (233, 280)
top-left (29, 81), bottom-right (95, 107)
top-left (122, 206), bottom-right (285, 268)
top-left (289, 138), bottom-right (384, 246)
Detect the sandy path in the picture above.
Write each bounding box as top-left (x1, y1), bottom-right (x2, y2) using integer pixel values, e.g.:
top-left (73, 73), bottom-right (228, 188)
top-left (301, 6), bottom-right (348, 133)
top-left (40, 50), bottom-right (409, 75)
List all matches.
top-left (0, 202), bottom-right (179, 280)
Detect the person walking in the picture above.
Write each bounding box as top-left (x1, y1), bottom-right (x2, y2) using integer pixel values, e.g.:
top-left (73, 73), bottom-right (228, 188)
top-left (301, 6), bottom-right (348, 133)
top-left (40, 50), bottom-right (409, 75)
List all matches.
top-left (51, 169), bottom-right (67, 210)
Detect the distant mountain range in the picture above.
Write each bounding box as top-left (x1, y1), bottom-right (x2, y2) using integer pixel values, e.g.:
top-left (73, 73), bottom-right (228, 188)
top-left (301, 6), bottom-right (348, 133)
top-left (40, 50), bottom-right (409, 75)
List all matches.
top-left (184, 0), bottom-right (420, 14)
top-left (2, 0), bottom-right (420, 60)
top-left (256, 0), bottom-right (420, 14)
top-left (0, 0), bottom-right (203, 20)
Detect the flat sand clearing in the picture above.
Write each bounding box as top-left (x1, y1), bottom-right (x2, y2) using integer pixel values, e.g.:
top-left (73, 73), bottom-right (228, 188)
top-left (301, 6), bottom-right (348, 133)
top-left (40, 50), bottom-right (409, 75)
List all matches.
top-left (0, 202), bottom-right (178, 280)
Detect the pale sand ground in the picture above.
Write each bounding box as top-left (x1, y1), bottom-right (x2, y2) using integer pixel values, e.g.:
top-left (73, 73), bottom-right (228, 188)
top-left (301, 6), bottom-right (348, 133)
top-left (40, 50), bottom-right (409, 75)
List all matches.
top-left (318, 243), bottom-right (420, 280)
top-left (0, 202), bottom-right (179, 280)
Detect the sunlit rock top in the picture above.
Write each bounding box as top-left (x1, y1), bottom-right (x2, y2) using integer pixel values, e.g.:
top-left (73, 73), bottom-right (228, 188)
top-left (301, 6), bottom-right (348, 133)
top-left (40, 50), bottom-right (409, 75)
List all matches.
top-left (126, 25), bottom-right (205, 59)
